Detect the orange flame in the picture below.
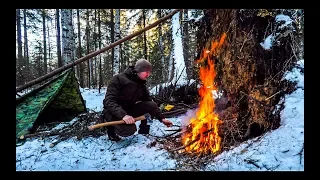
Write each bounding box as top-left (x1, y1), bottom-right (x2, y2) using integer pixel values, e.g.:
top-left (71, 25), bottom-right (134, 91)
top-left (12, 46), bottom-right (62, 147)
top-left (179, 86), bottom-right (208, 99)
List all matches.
top-left (182, 33), bottom-right (227, 154)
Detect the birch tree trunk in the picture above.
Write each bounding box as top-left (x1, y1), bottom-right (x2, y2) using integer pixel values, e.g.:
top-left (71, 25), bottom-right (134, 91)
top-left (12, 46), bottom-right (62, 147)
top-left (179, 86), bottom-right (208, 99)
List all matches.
top-left (113, 9), bottom-right (120, 75)
top-left (61, 9), bottom-right (74, 65)
top-left (16, 9), bottom-right (24, 86)
top-left (171, 11), bottom-right (187, 85)
top-left (168, 51), bottom-right (174, 82)
top-left (42, 9), bottom-right (47, 74)
top-left (296, 9), bottom-right (304, 60)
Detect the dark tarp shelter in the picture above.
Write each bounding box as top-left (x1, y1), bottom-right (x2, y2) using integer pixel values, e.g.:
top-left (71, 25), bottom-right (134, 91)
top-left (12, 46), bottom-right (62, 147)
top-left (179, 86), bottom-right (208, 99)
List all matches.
top-left (16, 69), bottom-right (86, 145)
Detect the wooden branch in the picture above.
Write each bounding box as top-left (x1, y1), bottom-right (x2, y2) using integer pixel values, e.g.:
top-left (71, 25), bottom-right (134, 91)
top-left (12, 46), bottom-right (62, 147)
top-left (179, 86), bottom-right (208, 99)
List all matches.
top-left (165, 128), bottom-right (182, 131)
top-left (16, 9), bottom-right (182, 93)
top-left (294, 142), bottom-right (304, 164)
top-left (169, 128), bottom-right (214, 152)
top-left (244, 159), bottom-right (261, 169)
top-left (176, 103), bottom-right (193, 108)
top-left (19, 130), bottom-right (59, 140)
top-left (265, 90), bottom-right (281, 101)
top-left (171, 124), bottom-right (181, 128)
top-left (19, 124), bottom-right (74, 140)
top-left (161, 103), bottom-right (198, 116)
top-left (151, 95), bottom-right (169, 104)
top-left (163, 130), bottom-right (182, 138)
top-left (163, 110), bottom-right (187, 118)
top-left (49, 136), bottom-right (69, 148)
top-left (240, 91), bottom-right (268, 106)
top-left (168, 66), bottom-right (187, 100)
top-left (162, 108), bottom-right (187, 115)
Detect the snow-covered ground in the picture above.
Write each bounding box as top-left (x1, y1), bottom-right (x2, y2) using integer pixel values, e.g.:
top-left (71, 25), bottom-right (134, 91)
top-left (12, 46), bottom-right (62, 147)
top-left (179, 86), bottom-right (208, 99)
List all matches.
top-left (16, 60), bottom-right (304, 171)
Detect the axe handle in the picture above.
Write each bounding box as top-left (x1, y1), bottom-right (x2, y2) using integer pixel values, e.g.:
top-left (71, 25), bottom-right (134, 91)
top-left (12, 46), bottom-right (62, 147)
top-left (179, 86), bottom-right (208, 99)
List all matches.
top-left (88, 114), bottom-right (146, 131)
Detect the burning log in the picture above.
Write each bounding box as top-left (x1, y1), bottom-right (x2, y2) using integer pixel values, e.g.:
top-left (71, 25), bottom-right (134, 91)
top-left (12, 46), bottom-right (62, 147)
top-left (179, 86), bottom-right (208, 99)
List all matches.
top-left (170, 128), bottom-right (214, 152)
top-left (176, 32), bottom-right (227, 155)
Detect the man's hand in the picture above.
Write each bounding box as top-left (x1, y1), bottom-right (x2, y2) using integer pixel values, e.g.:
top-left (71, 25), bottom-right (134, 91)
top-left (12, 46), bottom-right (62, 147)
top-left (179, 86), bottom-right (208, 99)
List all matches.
top-left (123, 115), bottom-right (135, 124)
top-left (161, 118), bottom-right (173, 127)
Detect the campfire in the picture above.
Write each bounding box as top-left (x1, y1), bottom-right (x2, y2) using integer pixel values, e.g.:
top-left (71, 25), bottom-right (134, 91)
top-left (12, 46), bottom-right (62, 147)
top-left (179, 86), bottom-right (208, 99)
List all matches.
top-left (182, 33), bottom-right (227, 155)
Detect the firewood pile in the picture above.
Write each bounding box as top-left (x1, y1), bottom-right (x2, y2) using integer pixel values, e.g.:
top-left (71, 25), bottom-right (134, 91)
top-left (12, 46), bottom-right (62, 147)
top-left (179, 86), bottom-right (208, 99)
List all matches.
top-left (160, 102), bottom-right (199, 118)
top-left (148, 124), bottom-right (220, 171)
top-left (20, 110), bottom-right (106, 147)
top-left (151, 83), bottom-right (200, 118)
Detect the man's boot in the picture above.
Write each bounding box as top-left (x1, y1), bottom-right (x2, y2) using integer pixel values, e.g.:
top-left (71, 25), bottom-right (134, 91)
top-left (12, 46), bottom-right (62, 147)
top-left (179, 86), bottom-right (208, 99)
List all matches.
top-left (107, 126), bottom-right (121, 141)
top-left (138, 124), bottom-right (150, 134)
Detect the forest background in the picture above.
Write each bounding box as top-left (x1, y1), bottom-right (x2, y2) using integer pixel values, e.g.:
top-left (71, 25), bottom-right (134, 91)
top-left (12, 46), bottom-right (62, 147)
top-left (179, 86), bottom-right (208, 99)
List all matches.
top-left (16, 9), bottom-right (205, 91)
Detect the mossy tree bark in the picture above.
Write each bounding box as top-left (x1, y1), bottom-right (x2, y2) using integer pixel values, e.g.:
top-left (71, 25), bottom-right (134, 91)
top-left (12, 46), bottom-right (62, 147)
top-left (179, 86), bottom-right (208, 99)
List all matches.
top-left (195, 9), bottom-right (299, 147)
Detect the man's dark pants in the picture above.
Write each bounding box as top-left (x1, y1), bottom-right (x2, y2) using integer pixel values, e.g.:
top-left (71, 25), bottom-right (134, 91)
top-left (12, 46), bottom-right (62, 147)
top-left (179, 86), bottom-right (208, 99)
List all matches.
top-left (106, 101), bottom-right (159, 137)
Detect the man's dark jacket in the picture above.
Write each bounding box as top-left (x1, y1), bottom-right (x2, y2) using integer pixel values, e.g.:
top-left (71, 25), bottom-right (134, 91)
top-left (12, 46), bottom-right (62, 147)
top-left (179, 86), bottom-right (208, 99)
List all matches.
top-left (102, 66), bottom-right (164, 122)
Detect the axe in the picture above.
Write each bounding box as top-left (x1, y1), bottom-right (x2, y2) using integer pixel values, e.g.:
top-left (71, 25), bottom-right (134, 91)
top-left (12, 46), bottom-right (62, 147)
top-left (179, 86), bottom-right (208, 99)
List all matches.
top-left (87, 113), bottom-right (152, 131)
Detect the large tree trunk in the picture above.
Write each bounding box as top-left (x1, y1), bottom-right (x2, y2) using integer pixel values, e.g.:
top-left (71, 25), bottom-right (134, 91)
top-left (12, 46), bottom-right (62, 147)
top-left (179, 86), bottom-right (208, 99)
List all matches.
top-left (56, 9), bottom-right (62, 68)
top-left (157, 9), bottom-right (166, 82)
top-left (47, 17), bottom-right (52, 72)
top-left (61, 9), bottom-right (74, 65)
top-left (110, 9), bottom-right (115, 77)
top-left (182, 9), bottom-right (192, 79)
top-left (16, 9), bottom-right (25, 86)
top-left (77, 9), bottom-right (84, 88)
top-left (196, 9), bottom-right (299, 147)
top-left (86, 9), bottom-right (91, 88)
top-left (142, 9), bottom-right (148, 60)
top-left (93, 9), bottom-right (97, 88)
top-left (113, 9), bottom-right (120, 75)
top-left (98, 9), bottom-right (103, 92)
top-left (42, 9), bottom-right (47, 74)
top-left (23, 9), bottom-right (30, 83)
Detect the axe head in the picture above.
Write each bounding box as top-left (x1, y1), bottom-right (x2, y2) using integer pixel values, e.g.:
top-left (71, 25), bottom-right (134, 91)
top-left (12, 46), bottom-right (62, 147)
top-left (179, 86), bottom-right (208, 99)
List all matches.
top-left (144, 113), bottom-right (153, 124)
